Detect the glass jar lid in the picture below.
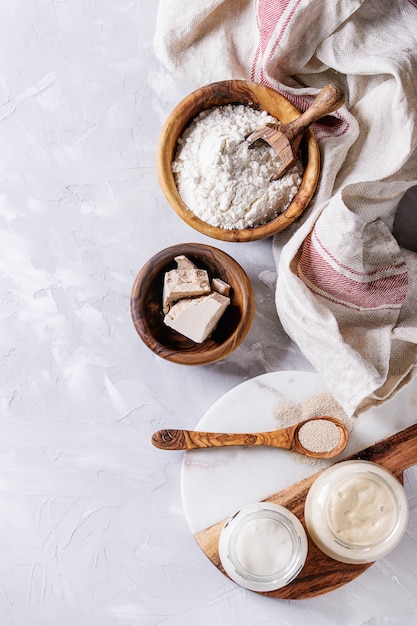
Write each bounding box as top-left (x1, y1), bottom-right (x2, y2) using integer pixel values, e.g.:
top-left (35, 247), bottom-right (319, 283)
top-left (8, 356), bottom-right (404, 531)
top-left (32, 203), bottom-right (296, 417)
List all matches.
top-left (218, 502), bottom-right (308, 592)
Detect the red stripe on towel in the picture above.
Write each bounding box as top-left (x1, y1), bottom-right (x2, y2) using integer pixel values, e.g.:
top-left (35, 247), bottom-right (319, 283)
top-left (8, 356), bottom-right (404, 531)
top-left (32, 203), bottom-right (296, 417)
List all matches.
top-left (297, 232), bottom-right (408, 310)
top-left (252, 1), bottom-right (350, 138)
top-left (313, 230), bottom-right (407, 278)
top-left (264, 0), bottom-right (302, 66)
top-left (257, 0), bottom-right (290, 54)
top-left (252, 0), bottom-right (297, 81)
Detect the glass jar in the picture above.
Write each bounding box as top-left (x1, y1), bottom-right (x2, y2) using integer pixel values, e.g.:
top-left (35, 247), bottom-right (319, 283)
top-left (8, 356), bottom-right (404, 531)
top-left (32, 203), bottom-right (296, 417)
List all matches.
top-left (218, 502), bottom-right (308, 592)
top-left (304, 460), bottom-right (409, 564)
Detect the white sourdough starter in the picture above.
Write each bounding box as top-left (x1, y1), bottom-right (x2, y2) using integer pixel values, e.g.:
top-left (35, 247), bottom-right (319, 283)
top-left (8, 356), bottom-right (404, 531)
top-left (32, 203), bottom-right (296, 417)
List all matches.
top-left (234, 516), bottom-right (292, 576)
top-left (172, 105), bottom-right (303, 230)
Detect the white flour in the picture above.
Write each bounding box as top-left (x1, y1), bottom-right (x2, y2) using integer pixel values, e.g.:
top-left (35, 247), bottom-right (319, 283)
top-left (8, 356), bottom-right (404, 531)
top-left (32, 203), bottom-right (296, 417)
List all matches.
top-left (172, 105), bottom-right (303, 230)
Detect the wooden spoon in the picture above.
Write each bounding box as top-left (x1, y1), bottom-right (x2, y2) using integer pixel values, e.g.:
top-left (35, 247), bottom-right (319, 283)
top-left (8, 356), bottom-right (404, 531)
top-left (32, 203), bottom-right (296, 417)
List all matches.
top-left (246, 83), bottom-right (345, 180)
top-left (151, 416), bottom-right (348, 459)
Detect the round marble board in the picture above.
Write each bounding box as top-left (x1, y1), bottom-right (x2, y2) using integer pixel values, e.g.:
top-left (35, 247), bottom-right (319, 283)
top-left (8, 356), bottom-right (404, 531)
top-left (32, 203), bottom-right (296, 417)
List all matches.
top-left (180, 371), bottom-right (417, 596)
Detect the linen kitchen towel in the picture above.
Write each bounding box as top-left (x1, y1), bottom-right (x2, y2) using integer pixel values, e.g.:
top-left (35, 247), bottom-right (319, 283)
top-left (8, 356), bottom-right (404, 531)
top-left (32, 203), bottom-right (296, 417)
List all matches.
top-left (154, 0), bottom-right (417, 416)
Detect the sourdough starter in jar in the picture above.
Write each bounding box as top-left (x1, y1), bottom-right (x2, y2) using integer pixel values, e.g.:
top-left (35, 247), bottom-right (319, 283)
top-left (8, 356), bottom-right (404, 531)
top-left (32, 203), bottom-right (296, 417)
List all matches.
top-left (304, 460), bottom-right (409, 564)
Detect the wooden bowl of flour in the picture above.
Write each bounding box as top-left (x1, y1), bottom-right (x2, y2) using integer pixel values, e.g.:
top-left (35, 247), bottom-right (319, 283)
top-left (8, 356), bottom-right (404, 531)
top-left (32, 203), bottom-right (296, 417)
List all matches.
top-left (157, 80), bottom-right (320, 242)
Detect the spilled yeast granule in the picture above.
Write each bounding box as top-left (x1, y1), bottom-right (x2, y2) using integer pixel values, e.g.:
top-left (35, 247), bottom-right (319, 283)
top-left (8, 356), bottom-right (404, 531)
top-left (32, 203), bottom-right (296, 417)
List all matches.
top-left (273, 392), bottom-right (355, 464)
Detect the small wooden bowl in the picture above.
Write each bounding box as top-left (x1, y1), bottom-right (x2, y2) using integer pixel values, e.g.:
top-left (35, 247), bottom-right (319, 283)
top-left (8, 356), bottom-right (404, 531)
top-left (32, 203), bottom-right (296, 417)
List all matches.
top-left (157, 80), bottom-right (320, 242)
top-left (130, 243), bottom-right (255, 365)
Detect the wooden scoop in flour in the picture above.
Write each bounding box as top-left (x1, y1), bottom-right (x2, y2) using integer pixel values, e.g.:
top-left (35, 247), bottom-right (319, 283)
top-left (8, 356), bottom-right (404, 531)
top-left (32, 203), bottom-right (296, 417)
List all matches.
top-left (246, 83), bottom-right (345, 180)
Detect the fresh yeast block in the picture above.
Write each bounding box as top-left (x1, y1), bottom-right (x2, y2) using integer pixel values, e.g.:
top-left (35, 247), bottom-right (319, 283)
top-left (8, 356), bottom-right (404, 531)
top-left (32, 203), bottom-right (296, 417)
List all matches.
top-left (164, 291), bottom-right (230, 343)
top-left (162, 255), bottom-right (210, 314)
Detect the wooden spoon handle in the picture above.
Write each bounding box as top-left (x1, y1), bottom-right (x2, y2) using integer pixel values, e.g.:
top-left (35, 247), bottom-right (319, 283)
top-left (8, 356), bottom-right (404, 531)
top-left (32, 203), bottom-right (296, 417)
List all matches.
top-left (286, 84), bottom-right (345, 139)
top-left (151, 429), bottom-right (292, 451)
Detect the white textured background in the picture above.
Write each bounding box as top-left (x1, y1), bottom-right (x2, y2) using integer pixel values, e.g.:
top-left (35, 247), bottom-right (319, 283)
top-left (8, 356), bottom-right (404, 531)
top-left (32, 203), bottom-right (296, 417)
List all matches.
top-left (1, 2), bottom-right (417, 625)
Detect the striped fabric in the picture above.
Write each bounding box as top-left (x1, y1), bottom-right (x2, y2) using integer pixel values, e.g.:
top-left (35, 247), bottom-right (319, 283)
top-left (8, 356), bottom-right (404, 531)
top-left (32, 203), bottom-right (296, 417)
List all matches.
top-left (154, 0), bottom-right (417, 415)
top-left (298, 229), bottom-right (409, 311)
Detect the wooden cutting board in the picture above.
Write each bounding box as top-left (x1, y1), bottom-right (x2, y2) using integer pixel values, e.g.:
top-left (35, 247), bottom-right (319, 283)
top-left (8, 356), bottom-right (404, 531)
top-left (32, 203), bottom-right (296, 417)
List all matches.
top-left (194, 422), bottom-right (417, 600)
